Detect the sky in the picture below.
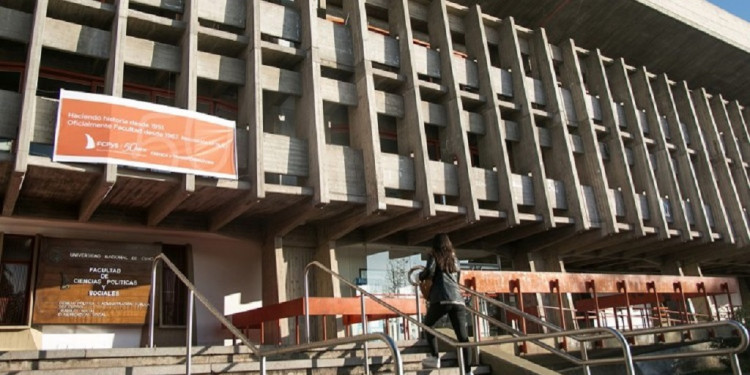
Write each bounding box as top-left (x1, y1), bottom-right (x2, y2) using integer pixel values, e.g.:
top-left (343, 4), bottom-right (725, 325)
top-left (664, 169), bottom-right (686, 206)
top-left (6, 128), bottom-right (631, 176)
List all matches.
top-left (707, 1), bottom-right (750, 22)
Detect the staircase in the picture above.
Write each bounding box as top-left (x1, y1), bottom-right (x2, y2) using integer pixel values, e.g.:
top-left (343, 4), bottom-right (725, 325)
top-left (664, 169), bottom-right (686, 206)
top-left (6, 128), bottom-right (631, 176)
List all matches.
top-left (0, 339), bottom-right (492, 375)
top-left (33, 258), bottom-right (734, 375)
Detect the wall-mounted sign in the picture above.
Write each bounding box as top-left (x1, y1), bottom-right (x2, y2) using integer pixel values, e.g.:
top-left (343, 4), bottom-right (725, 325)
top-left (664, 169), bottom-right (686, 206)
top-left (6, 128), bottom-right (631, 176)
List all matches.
top-left (33, 238), bottom-right (160, 325)
top-left (53, 89), bottom-right (238, 180)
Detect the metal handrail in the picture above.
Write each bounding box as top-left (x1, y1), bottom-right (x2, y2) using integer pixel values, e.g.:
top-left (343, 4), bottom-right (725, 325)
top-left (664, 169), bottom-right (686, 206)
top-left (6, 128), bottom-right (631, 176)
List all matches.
top-left (305, 261), bottom-right (635, 375)
top-left (148, 254), bottom-right (404, 375)
top-left (406, 266), bottom-right (567, 335)
top-left (407, 266), bottom-right (635, 375)
top-left (408, 265), bottom-right (749, 375)
top-left (621, 320), bottom-right (749, 367)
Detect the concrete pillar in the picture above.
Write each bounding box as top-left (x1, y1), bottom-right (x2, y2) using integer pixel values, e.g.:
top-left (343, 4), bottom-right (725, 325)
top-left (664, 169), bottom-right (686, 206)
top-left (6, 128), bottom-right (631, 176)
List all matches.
top-left (512, 250), bottom-right (546, 332)
top-left (525, 252), bottom-right (576, 330)
top-left (662, 260), bottom-right (715, 322)
top-left (660, 259), bottom-right (686, 322)
top-left (261, 235), bottom-right (285, 344)
top-left (681, 262), bottom-right (715, 322)
top-left (262, 234), bottom-right (327, 344)
top-left (737, 277), bottom-right (750, 320)
top-left (314, 240), bottom-right (343, 339)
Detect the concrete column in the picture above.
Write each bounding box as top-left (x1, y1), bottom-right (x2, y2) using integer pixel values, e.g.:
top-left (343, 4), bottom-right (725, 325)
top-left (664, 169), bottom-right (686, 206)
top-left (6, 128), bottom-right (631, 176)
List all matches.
top-left (314, 240), bottom-right (343, 339)
top-left (3, 0), bottom-right (49, 216)
top-left (679, 262), bottom-right (715, 322)
top-left (296, 0), bottom-right (329, 207)
top-left (147, 0), bottom-right (196, 226)
top-left (659, 259), bottom-right (686, 322)
top-left (390, 0), bottom-right (435, 218)
top-left (662, 260), bottom-right (715, 322)
top-left (261, 235), bottom-right (285, 344)
top-left (738, 277), bottom-right (750, 320)
top-left (499, 18), bottom-right (555, 229)
top-left (525, 252), bottom-right (576, 330)
top-left (79, 0), bottom-right (129, 222)
top-left (511, 250), bottom-right (541, 333)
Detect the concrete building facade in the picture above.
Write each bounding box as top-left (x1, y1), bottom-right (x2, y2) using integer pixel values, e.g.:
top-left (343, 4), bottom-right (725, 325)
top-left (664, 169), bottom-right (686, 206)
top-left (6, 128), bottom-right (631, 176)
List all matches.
top-left (0, 0), bottom-right (748, 349)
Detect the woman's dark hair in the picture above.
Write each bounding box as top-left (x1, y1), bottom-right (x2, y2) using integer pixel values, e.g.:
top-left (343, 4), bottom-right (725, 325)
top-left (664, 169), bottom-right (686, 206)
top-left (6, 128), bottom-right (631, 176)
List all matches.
top-left (432, 233), bottom-right (458, 273)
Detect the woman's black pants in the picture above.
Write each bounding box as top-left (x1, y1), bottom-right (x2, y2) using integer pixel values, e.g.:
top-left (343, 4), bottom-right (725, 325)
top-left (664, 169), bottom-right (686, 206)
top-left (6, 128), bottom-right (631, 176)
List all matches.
top-left (422, 302), bottom-right (470, 371)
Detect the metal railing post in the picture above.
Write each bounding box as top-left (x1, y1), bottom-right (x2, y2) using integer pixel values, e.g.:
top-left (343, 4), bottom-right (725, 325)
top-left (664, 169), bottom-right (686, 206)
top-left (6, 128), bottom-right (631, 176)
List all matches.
top-left (415, 283), bottom-right (422, 325)
top-left (361, 293), bottom-right (370, 375)
top-left (186, 290), bottom-right (194, 375)
top-left (473, 294), bottom-right (481, 363)
top-left (304, 267), bottom-right (311, 343)
top-left (457, 346), bottom-right (466, 375)
top-left (580, 340), bottom-right (591, 375)
top-left (730, 353), bottom-right (741, 375)
top-left (148, 255), bottom-right (405, 375)
top-left (148, 261), bottom-right (157, 348)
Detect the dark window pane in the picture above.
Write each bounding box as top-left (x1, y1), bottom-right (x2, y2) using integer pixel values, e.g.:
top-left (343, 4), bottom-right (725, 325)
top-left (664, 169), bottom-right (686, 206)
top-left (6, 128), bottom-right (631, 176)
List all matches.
top-left (0, 235), bottom-right (34, 325)
top-left (0, 264), bottom-right (29, 325)
top-left (161, 245), bottom-right (188, 326)
top-left (3, 236), bottom-right (33, 261)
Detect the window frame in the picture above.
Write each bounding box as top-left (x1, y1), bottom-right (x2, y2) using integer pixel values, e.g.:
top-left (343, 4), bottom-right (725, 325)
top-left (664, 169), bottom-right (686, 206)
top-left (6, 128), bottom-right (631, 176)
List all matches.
top-left (0, 234), bottom-right (38, 329)
top-left (158, 244), bottom-right (191, 328)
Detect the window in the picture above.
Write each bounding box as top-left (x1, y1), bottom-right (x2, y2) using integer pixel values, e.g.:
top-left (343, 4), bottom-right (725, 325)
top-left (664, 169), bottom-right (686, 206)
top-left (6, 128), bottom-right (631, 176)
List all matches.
top-left (425, 124), bottom-right (442, 161)
top-left (324, 103), bottom-right (351, 146)
top-left (0, 235), bottom-right (34, 326)
top-left (378, 115), bottom-right (398, 154)
top-left (160, 244), bottom-right (189, 326)
top-left (467, 133), bottom-right (480, 167)
top-left (0, 62), bottom-right (22, 92)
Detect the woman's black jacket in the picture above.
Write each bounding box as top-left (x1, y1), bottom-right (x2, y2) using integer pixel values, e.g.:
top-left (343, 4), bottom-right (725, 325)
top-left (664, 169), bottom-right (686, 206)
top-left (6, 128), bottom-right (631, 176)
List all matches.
top-left (418, 255), bottom-right (463, 305)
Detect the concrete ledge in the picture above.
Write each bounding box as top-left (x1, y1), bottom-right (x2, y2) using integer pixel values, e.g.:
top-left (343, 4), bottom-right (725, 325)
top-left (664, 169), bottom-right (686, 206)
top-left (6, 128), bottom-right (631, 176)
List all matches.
top-left (480, 346), bottom-right (562, 375)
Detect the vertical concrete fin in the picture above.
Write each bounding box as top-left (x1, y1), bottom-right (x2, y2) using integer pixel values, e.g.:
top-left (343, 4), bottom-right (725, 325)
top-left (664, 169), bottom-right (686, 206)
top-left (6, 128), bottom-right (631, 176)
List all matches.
top-left (672, 82), bottom-right (735, 245)
top-left (3, 0), bottom-right (49, 216)
top-left (532, 28), bottom-right (591, 233)
top-left (426, 0), bottom-right (479, 222)
top-left (651, 74), bottom-right (714, 242)
top-left (463, 6), bottom-right (519, 226)
top-left (390, 0), bottom-right (435, 218)
top-left (343, 0), bottom-right (386, 214)
top-left (582, 47), bottom-right (645, 237)
top-left (606, 59), bottom-right (669, 239)
top-left (297, 0), bottom-right (329, 206)
top-left (631, 68), bottom-right (691, 240)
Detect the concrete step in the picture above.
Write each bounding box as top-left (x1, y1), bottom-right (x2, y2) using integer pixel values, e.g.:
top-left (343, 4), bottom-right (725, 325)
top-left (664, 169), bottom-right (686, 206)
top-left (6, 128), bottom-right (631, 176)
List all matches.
top-left (522, 339), bottom-right (713, 372)
top-left (0, 340), bottom-right (491, 375)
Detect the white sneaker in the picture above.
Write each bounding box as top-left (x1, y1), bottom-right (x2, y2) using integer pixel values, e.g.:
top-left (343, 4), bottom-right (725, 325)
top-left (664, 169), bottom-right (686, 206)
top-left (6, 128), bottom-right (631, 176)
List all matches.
top-left (421, 356), bottom-right (440, 368)
top-left (466, 371), bottom-right (474, 375)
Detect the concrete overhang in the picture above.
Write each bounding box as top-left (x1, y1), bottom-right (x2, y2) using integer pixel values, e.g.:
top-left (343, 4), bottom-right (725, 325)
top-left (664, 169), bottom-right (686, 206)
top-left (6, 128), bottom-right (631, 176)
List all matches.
top-left (456, 0), bottom-right (750, 105)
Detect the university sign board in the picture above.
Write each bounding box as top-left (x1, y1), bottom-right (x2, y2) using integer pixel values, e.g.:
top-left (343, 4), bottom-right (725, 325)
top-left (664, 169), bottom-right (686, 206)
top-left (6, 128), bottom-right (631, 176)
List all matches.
top-left (53, 90), bottom-right (238, 180)
top-left (33, 238), bottom-right (161, 325)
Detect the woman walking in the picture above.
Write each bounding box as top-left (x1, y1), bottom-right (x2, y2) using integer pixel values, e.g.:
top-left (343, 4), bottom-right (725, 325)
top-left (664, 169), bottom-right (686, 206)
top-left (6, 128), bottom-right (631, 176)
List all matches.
top-left (418, 233), bottom-right (472, 374)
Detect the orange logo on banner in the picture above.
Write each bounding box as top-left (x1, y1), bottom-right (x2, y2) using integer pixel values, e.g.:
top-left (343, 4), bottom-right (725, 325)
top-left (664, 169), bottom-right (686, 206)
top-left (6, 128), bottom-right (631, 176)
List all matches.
top-left (54, 90), bottom-right (237, 180)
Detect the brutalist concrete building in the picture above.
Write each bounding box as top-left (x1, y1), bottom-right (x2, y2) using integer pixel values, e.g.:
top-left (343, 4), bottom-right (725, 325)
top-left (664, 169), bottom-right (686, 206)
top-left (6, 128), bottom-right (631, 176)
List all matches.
top-left (0, 0), bottom-right (748, 350)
